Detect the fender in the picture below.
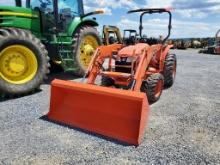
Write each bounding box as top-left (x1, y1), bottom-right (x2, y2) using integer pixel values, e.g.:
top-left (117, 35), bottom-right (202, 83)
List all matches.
top-left (159, 44), bottom-right (173, 72)
top-left (67, 17), bottom-right (99, 36)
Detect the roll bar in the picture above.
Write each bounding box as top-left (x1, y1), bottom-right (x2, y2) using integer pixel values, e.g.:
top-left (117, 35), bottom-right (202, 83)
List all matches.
top-left (128, 8), bottom-right (172, 44)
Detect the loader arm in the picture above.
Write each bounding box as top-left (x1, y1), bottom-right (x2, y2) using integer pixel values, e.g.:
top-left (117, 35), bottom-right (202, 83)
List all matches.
top-left (87, 44), bottom-right (123, 84)
top-left (133, 46), bottom-right (153, 91)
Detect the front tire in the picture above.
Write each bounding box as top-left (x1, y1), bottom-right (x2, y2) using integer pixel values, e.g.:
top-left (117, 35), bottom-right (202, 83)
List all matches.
top-left (0, 28), bottom-right (49, 95)
top-left (141, 73), bottom-right (164, 103)
top-left (72, 26), bottom-right (102, 76)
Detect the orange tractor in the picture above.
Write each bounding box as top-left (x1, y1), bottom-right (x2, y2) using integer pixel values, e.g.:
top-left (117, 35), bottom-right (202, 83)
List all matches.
top-left (47, 8), bottom-right (177, 145)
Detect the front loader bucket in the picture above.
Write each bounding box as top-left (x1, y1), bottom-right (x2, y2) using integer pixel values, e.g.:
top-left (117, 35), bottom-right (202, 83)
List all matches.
top-left (47, 79), bottom-right (149, 145)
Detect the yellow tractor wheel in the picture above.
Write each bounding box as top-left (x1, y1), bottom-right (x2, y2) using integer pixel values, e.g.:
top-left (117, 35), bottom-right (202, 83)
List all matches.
top-left (0, 28), bottom-right (50, 95)
top-left (79, 35), bottom-right (99, 68)
top-left (0, 45), bottom-right (38, 84)
top-left (72, 26), bottom-right (101, 76)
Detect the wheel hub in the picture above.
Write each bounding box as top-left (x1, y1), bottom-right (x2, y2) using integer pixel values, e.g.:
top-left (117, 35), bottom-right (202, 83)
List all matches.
top-left (84, 44), bottom-right (95, 56)
top-left (80, 35), bottom-right (99, 68)
top-left (0, 45), bottom-right (38, 84)
top-left (7, 54), bottom-right (26, 73)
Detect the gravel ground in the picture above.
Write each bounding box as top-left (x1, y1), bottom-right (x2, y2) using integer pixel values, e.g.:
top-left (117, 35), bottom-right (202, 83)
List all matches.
top-left (0, 49), bottom-right (220, 165)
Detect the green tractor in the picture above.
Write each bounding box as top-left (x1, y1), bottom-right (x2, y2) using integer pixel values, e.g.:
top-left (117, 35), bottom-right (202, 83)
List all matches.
top-left (0, 0), bottom-right (103, 95)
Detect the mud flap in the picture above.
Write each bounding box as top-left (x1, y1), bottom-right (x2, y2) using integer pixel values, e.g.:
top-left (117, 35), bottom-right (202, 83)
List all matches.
top-left (47, 79), bottom-right (149, 145)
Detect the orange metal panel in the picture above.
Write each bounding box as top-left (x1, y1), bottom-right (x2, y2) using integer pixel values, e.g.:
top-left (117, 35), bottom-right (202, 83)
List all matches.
top-left (118, 43), bottom-right (150, 57)
top-left (47, 79), bottom-right (149, 145)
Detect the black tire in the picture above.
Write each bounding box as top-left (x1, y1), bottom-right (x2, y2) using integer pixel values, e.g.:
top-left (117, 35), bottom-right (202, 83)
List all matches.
top-left (101, 76), bottom-right (115, 87)
top-left (71, 26), bottom-right (102, 76)
top-left (163, 53), bottom-right (177, 88)
top-left (0, 28), bottom-right (50, 95)
top-left (141, 73), bottom-right (164, 103)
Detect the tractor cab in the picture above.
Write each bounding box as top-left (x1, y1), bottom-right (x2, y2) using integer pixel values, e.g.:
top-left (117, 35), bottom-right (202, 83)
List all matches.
top-left (24, 0), bottom-right (102, 36)
top-left (26, 0), bottom-right (84, 33)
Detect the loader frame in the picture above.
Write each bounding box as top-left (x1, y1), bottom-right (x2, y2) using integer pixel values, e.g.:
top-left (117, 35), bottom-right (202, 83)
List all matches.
top-left (86, 43), bottom-right (153, 91)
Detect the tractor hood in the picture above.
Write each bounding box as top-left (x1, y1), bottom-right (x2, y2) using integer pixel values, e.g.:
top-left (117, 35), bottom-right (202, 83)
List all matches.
top-left (0, 6), bottom-right (40, 34)
top-left (0, 6), bottom-right (38, 18)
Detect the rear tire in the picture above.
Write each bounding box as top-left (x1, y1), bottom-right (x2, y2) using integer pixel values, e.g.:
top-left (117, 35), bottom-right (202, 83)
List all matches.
top-left (163, 53), bottom-right (177, 88)
top-left (0, 28), bottom-right (49, 95)
top-left (72, 26), bottom-right (102, 76)
top-left (141, 73), bottom-right (164, 103)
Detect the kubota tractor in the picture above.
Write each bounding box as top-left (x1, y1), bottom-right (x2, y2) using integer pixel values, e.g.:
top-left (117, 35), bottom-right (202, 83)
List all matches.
top-left (0, 0), bottom-right (103, 96)
top-left (47, 8), bottom-right (177, 145)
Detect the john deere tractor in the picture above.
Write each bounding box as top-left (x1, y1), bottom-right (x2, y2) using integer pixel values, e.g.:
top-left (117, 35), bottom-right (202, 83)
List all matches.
top-left (0, 0), bottom-right (103, 95)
